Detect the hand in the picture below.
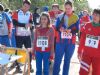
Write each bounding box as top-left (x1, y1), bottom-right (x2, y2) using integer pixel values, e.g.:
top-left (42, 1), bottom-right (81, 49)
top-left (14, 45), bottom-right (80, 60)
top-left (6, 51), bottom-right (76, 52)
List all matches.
top-left (77, 51), bottom-right (84, 62)
top-left (66, 29), bottom-right (71, 33)
top-left (77, 53), bottom-right (81, 62)
top-left (60, 27), bottom-right (65, 32)
top-left (26, 23), bottom-right (32, 28)
top-left (49, 55), bottom-right (54, 61)
top-left (8, 32), bottom-right (12, 39)
top-left (27, 48), bottom-right (32, 53)
top-left (32, 53), bottom-right (35, 60)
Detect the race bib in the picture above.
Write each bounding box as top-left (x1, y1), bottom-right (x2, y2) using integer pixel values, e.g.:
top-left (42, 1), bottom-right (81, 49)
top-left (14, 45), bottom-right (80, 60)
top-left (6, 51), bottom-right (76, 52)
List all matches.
top-left (37, 36), bottom-right (48, 51)
top-left (61, 32), bottom-right (72, 39)
top-left (85, 34), bottom-right (99, 48)
top-left (36, 18), bottom-right (39, 23)
top-left (16, 27), bottom-right (31, 36)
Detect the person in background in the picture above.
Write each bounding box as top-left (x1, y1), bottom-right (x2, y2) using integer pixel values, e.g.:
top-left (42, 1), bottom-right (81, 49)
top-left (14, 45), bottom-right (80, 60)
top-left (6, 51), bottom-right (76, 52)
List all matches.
top-left (4, 8), bottom-right (16, 47)
top-left (31, 7), bottom-right (40, 46)
top-left (49, 3), bottom-right (63, 25)
top-left (0, 4), bottom-right (12, 47)
top-left (79, 10), bottom-right (91, 38)
top-left (33, 7), bottom-right (40, 28)
top-left (78, 9), bottom-right (100, 75)
top-left (33, 12), bottom-right (54, 75)
top-left (42, 6), bottom-right (49, 12)
top-left (53, 1), bottom-right (79, 75)
top-left (12, 0), bottom-right (33, 73)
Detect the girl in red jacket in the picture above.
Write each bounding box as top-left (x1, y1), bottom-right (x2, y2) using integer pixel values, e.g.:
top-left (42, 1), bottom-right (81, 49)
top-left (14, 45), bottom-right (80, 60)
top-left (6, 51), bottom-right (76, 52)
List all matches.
top-left (78, 9), bottom-right (100, 75)
top-left (33, 12), bottom-right (54, 75)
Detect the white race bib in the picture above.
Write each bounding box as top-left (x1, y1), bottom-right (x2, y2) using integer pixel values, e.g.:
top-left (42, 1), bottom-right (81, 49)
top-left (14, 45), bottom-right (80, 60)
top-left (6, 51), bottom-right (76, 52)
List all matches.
top-left (16, 27), bottom-right (31, 36)
top-left (85, 34), bottom-right (99, 48)
top-left (61, 32), bottom-right (72, 39)
top-left (37, 36), bottom-right (48, 51)
top-left (36, 18), bottom-right (39, 23)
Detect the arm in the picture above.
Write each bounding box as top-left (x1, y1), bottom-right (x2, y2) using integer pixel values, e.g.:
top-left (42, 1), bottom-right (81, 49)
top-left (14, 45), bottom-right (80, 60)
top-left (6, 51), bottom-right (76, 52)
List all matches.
top-left (32, 28), bottom-right (38, 55)
top-left (55, 17), bottom-right (61, 31)
top-left (78, 27), bottom-right (86, 54)
top-left (49, 27), bottom-right (55, 59)
top-left (71, 19), bottom-right (80, 33)
top-left (26, 13), bottom-right (33, 28)
top-left (4, 13), bottom-right (13, 38)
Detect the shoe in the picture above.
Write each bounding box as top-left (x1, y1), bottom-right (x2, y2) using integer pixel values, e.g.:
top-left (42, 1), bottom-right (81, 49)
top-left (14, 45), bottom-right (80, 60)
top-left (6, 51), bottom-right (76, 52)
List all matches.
top-left (10, 63), bottom-right (16, 69)
top-left (49, 61), bottom-right (52, 66)
top-left (16, 67), bottom-right (22, 73)
top-left (30, 66), bottom-right (34, 73)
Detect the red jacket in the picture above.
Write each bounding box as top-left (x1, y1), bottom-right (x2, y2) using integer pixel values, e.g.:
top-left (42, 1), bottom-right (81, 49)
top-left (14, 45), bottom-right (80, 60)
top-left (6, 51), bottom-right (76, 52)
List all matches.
top-left (49, 10), bottom-right (62, 19)
top-left (80, 15), bottom-right (90, 32)
top-left (78, 22), bottom-right (100, 57)
top-left (33, 26), bottom-right (55, 52)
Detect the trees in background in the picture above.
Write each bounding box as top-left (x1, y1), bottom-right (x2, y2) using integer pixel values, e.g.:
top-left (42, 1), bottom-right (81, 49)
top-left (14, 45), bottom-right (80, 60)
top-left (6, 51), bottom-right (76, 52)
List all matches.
top-left (0, 0), bottom-right (92, 14)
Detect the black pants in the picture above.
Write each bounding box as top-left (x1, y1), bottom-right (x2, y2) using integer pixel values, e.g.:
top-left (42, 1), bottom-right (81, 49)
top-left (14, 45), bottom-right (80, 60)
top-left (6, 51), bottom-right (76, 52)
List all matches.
top-left (15, 36), bottom-right (32, 69)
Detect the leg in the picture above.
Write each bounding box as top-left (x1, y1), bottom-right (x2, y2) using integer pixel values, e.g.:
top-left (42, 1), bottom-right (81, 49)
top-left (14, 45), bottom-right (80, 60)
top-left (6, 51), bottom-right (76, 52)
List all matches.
top-left (15, 36), bottom-right (23, 73)
top-left (79, 53), bottom-right (91, 75)
top-left (43, 52), bottom-right (50, 75)
top-left (24, 36), bottom-right (33, 72)
top-left (63, 44), bottom-right (75, 75)
top-left (53, 43), bottom-right (65, 75)
top-left (36, 51), bottom-right (42, 75)
top-left (92, 57), bottom-right (100, 75)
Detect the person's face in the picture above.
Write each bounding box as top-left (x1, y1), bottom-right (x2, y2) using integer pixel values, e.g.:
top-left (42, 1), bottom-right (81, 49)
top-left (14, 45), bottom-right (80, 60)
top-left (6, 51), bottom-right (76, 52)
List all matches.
top-left (65, 4), bottom-right (72, 15)
top-left (92, 13), bottom-right (100, 23)
top-left (40, 16), bottom-right (48, 27)
top-left (37, 9), bottom-right (40, 14)
top-left (83, 11), bottom-right (88, 16)
top-left (22, 3), bottom-right (30, 12)
top-left (52, 6), bottom-right (59, 12)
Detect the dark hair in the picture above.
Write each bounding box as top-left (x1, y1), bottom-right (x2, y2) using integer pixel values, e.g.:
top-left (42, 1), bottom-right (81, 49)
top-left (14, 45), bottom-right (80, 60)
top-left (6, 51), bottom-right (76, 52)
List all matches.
top-left (64, 1), bottom-right (73, 7)
top-left (93, 9), bottom-right (100, 23)
top-left (52, 4), bottom-right (59, 9)
top-left (4, 8), bottom-right (9, 12)
top-left (34, 7), bottom-right (39, 13)
top-left (0, 4), bottom-right (4, 11)
top-left (40, 12), bottom-right (50, 27)
top-left (23, 0), bottom-right (31, 5)
top-left (93, 9), bottom-right (100, 15)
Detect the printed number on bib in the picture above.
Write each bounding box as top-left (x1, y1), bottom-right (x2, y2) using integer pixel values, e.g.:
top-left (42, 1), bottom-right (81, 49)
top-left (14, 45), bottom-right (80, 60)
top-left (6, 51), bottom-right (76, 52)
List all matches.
top-left (61, 32), bottom-right (72, 39)
top-left (85, 34), bottom-right (99, 48)
top-left (37, 36), bottom-right (48, 51)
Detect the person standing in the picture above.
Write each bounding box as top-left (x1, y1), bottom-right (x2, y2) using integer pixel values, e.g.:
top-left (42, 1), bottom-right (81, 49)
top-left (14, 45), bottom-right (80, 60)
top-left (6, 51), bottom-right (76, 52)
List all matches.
top-left (12, 0), bottom-right (33, 73)
top-left (78, 9), bottom-right (100, 75)
top-left (49, 3), bottom-right (62, 25)
top-left (33, 12), bottom-right (54, 75)
top-left (53, 1), bottom-right (79, 75)
top-left (79, 10), bottom-right (91, 38)
top-left (33, 7), bottom-right (40, 28)
top-left (0, 4), bottom-right (12, 47)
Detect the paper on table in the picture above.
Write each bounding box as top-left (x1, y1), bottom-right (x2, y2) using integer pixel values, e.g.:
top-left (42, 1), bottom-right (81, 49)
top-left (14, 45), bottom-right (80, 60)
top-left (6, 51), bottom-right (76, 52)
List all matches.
top-left (0, 53), bottom-right (22, 65)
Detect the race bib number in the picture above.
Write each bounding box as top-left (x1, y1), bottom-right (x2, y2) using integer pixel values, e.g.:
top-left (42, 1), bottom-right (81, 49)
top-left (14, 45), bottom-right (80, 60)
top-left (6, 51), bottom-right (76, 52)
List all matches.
top-left (61, 32), bottom-right (72, 39)
top-left (85, 34), bottom-right (99, 48)
top-left (37, 36), bottom-right (48, 51)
